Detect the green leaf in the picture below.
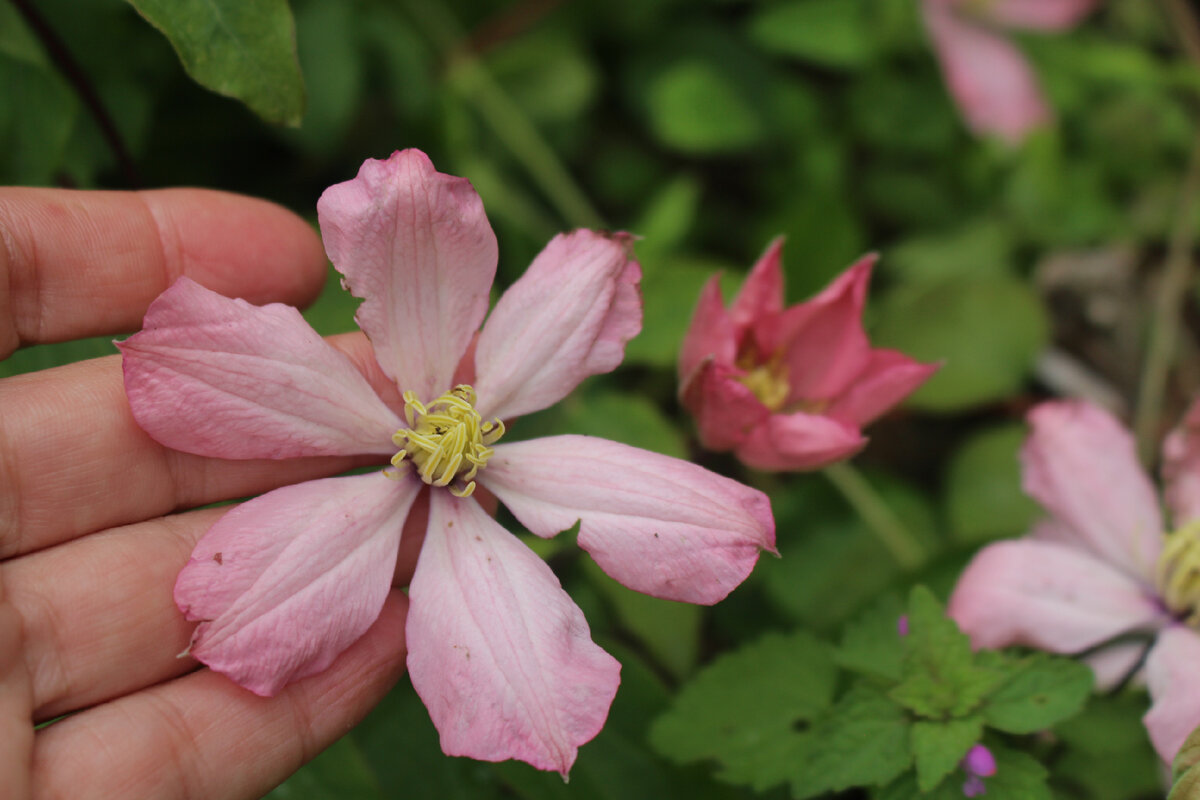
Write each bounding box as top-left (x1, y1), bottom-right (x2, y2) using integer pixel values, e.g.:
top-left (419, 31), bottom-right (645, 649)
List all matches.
top-left (643, 58), bottom-right (764, 153)
top-left (514, 388), bottom-right (688, 459)
top-left (747, 0), bottom-right (871, 68)
top-left (123, 0), bottom-right (304, 126)
top-left (878, 743), bottom-right (1052, 800)
top-left (1170, 765), bottom-right (1200, 800)
top-left (1176, 725), bottom-right (1200, 783)
top-left (265, 735), bottom-right (382, 800)
top-left (649, 630), bottom-right (838, 767)
top-left (910, 717), bottom-right (984, 793)
top-left (837, 593), bottom-right (906, 682)
top-left (887, 219), bottom-right (1014, 283)
top-left (943, 424), bottom-right (1041, 544)
top-left (890, 587), bottom-right (1004, 720)
top-left (1053, 692), bottom-right (1160, 800)
top-left (983, 653), bottom-right (1093, 734)
top-left (790, 684), bottom-right (912, 798)
top-left (873, 276), bottom-right (1050, 412)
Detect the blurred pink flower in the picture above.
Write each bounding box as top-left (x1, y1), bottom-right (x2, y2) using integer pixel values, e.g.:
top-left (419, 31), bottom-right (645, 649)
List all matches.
top-left (678, 240), bottom-right (938, 471)
top-left (949, 399), bottom-right (1200, 762)
top-left (960, 743), bottom-right (997, 797)
top-left (120, 149), bottom-right (775, 776)
top-left (922, 0), bottom-right (1098, 143)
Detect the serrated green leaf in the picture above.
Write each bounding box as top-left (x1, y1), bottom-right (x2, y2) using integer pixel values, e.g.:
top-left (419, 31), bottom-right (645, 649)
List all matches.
top-left (983, 653), bottom-right (1093, 734)
top-left (649, 631), bottom-right (838, 768)
top-left (911, 717), bottom-right (984, 793)
top-left (747, 0), bottom-right (871, 68)
top-left (873, 276), bottom-right (1049, 412)
top-left (878, 742), bottom-right (1051, 800)
top-left (837, 593), bottom-right (906, 682)
top-left (890, 587), bottom-right (1004, 719)
top-left (123, 0), bottom-right (304, 126)
top-left (943, 424), bottom-right (1041, 544)
top-left (790, 684), bottom-right (912, 798)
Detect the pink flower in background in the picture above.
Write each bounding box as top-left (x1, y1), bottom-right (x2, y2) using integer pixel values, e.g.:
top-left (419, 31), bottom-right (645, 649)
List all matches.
top-left (120, 149), bottom-right (775, 776)
top-left (678, 240), bottom-right (938, 471)
top-left (960, 744), bottom-right (997, 797)
top-left (949, 399), bottom-right (1200, 762)
top-left (922, 0), bottom-right (1099, 143)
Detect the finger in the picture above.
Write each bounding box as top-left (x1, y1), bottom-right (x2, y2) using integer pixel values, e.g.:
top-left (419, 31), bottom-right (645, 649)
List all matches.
top-left (0, 570), bottom-right (34, 799)
top-left (31, 591), bottom-right (408, 800)
top-left (0, 332), bottom-right (399, 559)
top-left (0, 187), bottom-right (328, 358)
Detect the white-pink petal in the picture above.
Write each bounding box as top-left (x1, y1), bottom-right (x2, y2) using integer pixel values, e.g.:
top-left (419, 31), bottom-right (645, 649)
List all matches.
top-left (473, 231), bottom-right (642, 421)
top-left (175, 472), bottom-right (418, 696)
top-left (317, 150), bottom-right (498, 402)
top-left (120, 278), bottom-right (401, 460)
top-left (979, 0), bottom-right (1098, 31)
top-left (1021, 401), bottom-right (1164, 583)
top-left (481, 435), bottom-right (775, 604)
top-left (948, 539), bottom-right (1168, 654)
top-left (407, 493), bottom-right (620, 776)
top-left (1144, 626), bottom-right (1200, 763)
top-left (1163, 399), bottom-right (1200, 529)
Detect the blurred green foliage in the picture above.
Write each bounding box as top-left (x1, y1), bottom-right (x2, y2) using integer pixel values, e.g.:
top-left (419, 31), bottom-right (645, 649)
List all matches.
top-left (3, 0), bottom-right (1196, 797)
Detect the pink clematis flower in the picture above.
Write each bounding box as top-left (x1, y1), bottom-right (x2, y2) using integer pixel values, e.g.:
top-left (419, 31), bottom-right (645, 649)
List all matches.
top-left (119, 150), bottom-right (775, 776)
top-left (949, 399), bottom-right (1200, 763)
top-left (678, 240), bottom-right (938, 471)
top-left (922, 0), bottom-right (1099, 143)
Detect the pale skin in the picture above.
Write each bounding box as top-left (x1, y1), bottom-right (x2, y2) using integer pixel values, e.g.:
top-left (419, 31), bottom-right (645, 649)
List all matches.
top-left (0, 188), bottom-right (427, 799)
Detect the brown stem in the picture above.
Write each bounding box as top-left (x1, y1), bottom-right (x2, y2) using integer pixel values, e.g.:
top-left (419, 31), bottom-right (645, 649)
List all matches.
top-left (8, 0), bottom-right (141, 187)
top-left (1163, 0), bottom-right (1200, 68)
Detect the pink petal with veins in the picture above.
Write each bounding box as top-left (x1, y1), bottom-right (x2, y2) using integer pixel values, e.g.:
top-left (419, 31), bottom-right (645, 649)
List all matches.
top-left (120, 278), bottom-right (400, 459)
top-left (825, 349), bottom-right (940, 427)
top-left (948, 539), bottom-right (1167, 654)
top-left (678, 275), bottom-right (737, 382)
top-left (729, 237), bottom-right (785, 333)
top-left (407, 493), bottom-right (620, 776)
top-left (175, 472), bottom-right (419, 696)
top-left (1022, 401), bottom-right (1163, 583)
top-left (474, 231), bottom-right (642, 421)
top-left (317, 149), bottom-right (498, 401)
top-left (1144, 626), bottom-right (1200, 763)
top-left (482, 435), bottom-right (775, 604)
top-left (679, 359), bottom-right (769, 452)
top-left (734, 411), bottom-right (866, 472)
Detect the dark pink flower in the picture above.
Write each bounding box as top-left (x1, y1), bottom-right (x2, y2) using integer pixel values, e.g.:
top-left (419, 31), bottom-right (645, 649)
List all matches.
top-left (678, 240), bottom-right (938, 471)
top-left (949, 399), bottom-right (1200, 762)
top-left (961, 743), bottom-right (997, 796)
top-left (922, 0), bottom-right (1099, 143)
top-left (120, 150), bottom-right (775, 775)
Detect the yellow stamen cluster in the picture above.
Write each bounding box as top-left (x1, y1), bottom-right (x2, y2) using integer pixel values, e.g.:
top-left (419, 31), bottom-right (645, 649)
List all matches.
top-left (736, 351), bottom-right (790, 412)
top-left (1158, 521), bottom-right (1200, 625)
top-left (389, 385), bottom-right (504, 498)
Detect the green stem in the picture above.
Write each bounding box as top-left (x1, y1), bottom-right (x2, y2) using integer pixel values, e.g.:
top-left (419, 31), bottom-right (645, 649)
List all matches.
top-left (1133, 131), bottom-right (1200, 464)
top-left (404, 2), bottom-right (604, 229)
top-left (823, 461), bottom-right (925, 571)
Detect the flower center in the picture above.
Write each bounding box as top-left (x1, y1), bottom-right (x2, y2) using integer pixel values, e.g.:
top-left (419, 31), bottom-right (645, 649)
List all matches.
top-left (390, 384), bottom-right (504, 498)
top-left (735, 351), bottom-right (790, 412)
top-left (1157, 521), bottom-right (1200, 624)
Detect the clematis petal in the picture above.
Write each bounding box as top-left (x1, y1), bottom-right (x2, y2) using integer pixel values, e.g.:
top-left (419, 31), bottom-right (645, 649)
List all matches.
top-left (678, 274), bottom-right (737, 382)
top-left (1163, 399), bottom-right (1200, 528)
top-left (948, 539), bottom-right (1167, 654)
top-left (473, 231), bottom-right (641, 421)
top-left (482, 436), bottom-right (775, 604)
top-left (978, 0), bottom-right (1098, 30)
top-left (734, 411), bottom-right (866, 472)
top-left (824, 349), bottom-right (940, 426)
top-left (317, 150), bottom-right (498, 401)
top-left (679, 359), bottom-right (770, 452)
top-left (729, 237), bottom-right (785, 333)
top-left (120, 278), bottom-right (401, 459)
top-left (1086, 640), bottom-right (1148, 692)
top-left (1144, 626), bottom-right (1200, 763)
top-left (174, 472), bottom-right (419, 696)
top-left (407, 492), bottom-right (621, 776)
top-left (923, 1), bottom-right (1050, 143)
top-left (1022, 401), bottom-right (1163, 582)
top-left (767, 255), bottom-right (875, 404)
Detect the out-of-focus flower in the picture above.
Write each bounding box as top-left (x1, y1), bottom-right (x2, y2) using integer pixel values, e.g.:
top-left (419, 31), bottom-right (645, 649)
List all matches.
top-left (960, 744), bottom-right (997, 797)
top-left (120, 149), bottom-right (775, 776)
top-left (949, 399), bottom-right (1200, 762)
top-left (921, 0), bottom-right (1099, 143)
top-left (678, 240), bottom-right (938, 471)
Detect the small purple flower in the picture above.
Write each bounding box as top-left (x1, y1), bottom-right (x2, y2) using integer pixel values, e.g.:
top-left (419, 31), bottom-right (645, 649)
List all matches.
top-left (897, 614), bottom-right (910, 637)
top-left (961, 744), bottom-right (997, 797)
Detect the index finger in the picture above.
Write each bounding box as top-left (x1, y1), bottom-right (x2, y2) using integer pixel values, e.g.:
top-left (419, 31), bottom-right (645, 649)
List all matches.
top-left (0, 187), bottom-right (328, 359)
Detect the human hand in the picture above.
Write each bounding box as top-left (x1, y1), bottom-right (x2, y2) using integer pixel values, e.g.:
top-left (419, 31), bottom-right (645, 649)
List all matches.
top-left (0, 188), bottom-right (416, 799)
